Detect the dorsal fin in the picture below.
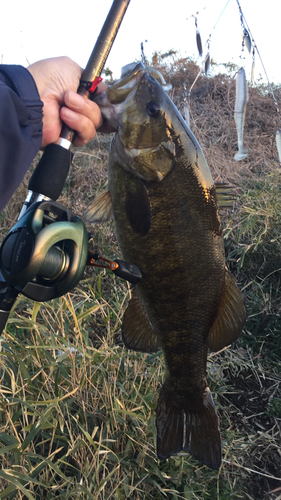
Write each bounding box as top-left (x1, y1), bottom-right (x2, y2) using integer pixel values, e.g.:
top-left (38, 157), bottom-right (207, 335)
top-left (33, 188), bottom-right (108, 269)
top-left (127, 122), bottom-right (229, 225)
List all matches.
top-left (215, 183), bottom-right (235, 208)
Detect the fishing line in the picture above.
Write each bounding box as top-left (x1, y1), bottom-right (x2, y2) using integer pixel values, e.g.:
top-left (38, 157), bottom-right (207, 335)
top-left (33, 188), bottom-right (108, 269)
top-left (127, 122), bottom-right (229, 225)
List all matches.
top-left (188, 68), bottom-right (202, 95)
top-left (237, 0), bottom-right (251, 57)
top-left (205, 0), bottom-right (232, 51)
top-left (189, 0), bottom-right (232, 67)
top-left (192, 0), bottom-right (232, 77)
top-left (181, 0), bottom-right (232, 123)
top-left (235, 0), bottom-right (280, 121)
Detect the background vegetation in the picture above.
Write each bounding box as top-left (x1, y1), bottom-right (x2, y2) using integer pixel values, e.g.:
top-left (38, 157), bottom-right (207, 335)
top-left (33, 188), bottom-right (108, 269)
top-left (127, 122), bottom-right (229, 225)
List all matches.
top-left (0, 54), bottom-right (280, 499)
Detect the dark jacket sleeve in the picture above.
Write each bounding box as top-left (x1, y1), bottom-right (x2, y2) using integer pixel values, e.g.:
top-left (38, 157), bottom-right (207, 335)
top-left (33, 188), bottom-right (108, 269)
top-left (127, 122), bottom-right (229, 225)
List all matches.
top-left (0, 65), bottom-right (43, 211)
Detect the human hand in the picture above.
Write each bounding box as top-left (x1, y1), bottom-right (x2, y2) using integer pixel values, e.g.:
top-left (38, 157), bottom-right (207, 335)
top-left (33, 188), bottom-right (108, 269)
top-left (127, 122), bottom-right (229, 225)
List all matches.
top-left (27, 56), bottom-right (112, 149)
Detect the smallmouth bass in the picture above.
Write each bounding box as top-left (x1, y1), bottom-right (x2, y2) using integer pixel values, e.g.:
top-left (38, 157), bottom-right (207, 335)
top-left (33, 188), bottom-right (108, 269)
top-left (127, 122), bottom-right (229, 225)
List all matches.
top-left (86, 63), bottom-right (246, 470)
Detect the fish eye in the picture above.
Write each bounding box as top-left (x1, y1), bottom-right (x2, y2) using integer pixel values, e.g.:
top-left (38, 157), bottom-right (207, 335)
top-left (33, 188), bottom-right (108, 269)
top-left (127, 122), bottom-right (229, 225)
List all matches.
top-left (146, 101), bottom-right (161, 117)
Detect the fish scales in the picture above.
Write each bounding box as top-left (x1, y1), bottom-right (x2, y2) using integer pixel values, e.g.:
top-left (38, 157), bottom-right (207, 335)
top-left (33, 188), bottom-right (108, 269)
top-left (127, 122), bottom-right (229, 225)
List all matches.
top-left (110, 146), bottom-right (224, 373)
top-left (86, 63), bottom-right (246, 469)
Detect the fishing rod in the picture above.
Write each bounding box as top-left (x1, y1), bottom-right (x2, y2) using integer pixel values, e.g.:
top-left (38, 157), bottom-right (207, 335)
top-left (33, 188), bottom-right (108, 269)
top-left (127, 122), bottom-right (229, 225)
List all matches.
top-left (22, 0), bottom-right (131, 216)
top-left (0, 0), bottom-right (142, 333)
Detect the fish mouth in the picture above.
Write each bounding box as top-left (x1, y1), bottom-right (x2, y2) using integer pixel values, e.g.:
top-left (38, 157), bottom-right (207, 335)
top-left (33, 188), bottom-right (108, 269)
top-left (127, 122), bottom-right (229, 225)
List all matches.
top-left (106, 62), bottom-right (171, 104)
top-left (93, 63), bottom-right (144, 127)
top-left (94, 62), bottom-right (171, 126)
top-left (106, 62), bottom-right (145, 104)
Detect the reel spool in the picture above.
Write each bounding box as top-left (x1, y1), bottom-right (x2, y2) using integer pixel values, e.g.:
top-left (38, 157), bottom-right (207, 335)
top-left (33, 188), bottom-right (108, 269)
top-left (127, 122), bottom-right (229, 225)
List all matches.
top-left (0, 200), bottom-right (88, 302)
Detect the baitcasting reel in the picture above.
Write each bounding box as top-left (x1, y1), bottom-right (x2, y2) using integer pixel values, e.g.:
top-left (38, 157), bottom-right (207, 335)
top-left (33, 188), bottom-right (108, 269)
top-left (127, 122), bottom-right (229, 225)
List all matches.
top-left (0, 200), bottom-right (141, 333)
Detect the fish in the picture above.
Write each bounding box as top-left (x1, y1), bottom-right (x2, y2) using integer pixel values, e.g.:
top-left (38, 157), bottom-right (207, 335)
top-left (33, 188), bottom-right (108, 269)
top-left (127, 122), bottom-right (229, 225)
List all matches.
top-left (86, 62), bottom-right (246, 470)
top-left (243, 28), bottom-right (251, 54)
top-left (276, 129), bottom-right (281, 163)
top-left (205, 52), bottom-right (211, 77)
top-left (196, 29), bottom-right (203, 57)
top-left (234, 67), bottom-right (249, 161)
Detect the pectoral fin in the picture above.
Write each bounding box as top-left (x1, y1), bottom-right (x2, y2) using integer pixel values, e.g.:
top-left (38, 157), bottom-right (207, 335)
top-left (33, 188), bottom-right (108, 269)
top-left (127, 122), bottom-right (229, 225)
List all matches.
top-left (122, 290), bottom-right (161, 353)
top-left (85, 190), bottom-right (113, 223)
top-left (208, 270), bottom-right (246, 352)
top-left (125, 180), bottom-right (151, 236)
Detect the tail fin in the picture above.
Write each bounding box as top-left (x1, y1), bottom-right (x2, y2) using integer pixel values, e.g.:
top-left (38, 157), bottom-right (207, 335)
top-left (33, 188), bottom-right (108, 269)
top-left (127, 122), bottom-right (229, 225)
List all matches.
top-left (156, 384), bottom-right (221, 470)
top-left (234, 148), bottom-right (248, 161)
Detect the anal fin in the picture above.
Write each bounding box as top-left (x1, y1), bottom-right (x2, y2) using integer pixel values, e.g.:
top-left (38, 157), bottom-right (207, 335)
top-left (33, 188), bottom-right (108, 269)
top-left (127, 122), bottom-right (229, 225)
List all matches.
top-left (122, 290), bottom-right (161, 353)
top-left (215, 183), bottom-right (235, 208)
top-left (208, 269), bottom-right (246, 352)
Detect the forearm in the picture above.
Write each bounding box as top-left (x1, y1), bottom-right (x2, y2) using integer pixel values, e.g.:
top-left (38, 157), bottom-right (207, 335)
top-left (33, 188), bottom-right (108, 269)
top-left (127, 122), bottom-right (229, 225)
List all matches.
top-left (0, 65), bottom-right (43, 211)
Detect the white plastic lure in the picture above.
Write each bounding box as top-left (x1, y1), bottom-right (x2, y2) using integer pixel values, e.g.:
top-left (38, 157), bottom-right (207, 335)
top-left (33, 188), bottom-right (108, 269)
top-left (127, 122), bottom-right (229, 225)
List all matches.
top-left (251, 55), bottom-right (255, 82)
top-left (276, 130), bottom-right (281, 163)
top-left (243, 28), bottom-right (251, 54)
top-left (234, 67), bottom-right (249, 161)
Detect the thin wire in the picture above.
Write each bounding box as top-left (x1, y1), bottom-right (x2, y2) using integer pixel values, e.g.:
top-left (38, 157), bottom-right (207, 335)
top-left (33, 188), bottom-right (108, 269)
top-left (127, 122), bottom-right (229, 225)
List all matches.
top-left (181, 0), bottom-right (232, 127)
top-left (186, 0), bottom-right (232, 97)
top-left (235, 0), bottom-right (280, 120)
top-left (189, 68), bottom-right (203, 95)
top-left (207, 0), bottom-right (232, 47)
